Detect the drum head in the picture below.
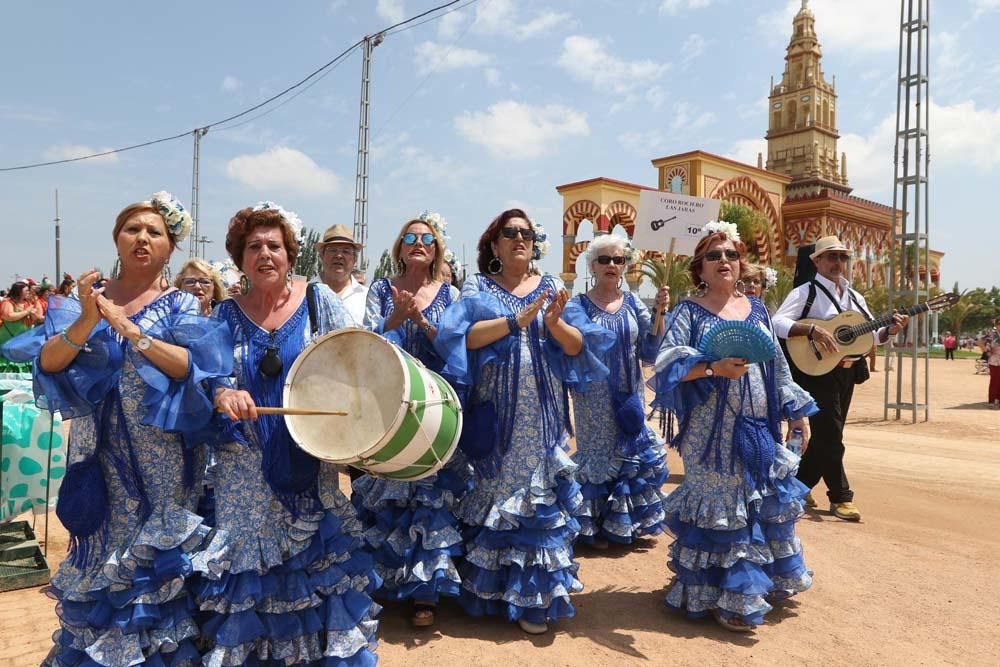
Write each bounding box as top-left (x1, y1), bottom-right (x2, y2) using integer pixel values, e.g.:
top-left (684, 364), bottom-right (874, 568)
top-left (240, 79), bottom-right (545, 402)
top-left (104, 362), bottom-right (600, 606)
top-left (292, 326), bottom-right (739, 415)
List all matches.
top-left (283, 328), bottom-right (405, 462)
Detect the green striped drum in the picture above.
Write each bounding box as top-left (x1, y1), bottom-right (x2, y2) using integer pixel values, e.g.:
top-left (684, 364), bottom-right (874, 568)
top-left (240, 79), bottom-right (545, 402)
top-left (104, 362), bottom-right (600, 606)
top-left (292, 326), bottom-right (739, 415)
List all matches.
top-left (282, 328), bottom-right (463, 480)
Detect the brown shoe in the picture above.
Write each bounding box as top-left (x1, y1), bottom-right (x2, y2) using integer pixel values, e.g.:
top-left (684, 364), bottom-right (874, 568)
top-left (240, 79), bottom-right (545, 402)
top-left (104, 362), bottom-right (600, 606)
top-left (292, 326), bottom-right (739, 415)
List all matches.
top-left (803, 492), bottom-right (818, 509)
top-left (831, 501), bottom-right (861, 522)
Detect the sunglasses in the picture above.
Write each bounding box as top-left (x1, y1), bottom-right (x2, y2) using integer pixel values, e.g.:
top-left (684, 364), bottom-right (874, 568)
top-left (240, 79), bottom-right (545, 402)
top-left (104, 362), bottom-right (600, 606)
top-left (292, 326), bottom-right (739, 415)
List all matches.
top-left (822, 253), bottom-right (851, 262)
top-left (704, 249), bottom-right (741, 262)
top-left (596, 255), bottom-right (626, 265)
top-left (181, 277), bottom-right (213, 288)
top-left (259, 332), bottom-right (283, 378)
top-left (500, 227), bottom-right (536, 241)
top-left (402, 232), bottom-right (435, 246)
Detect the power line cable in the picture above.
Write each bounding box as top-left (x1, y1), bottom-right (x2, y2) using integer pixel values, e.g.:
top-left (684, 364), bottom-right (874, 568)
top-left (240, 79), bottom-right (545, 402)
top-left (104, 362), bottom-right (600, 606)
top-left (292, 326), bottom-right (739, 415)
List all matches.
top-left (0, 0), bottom-right (465, 172)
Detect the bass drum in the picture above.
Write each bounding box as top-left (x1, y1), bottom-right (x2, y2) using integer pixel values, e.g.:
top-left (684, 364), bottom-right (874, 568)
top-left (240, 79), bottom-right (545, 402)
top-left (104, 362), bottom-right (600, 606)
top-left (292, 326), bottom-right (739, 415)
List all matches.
top-left (282, 328), bottom-right (462, 481)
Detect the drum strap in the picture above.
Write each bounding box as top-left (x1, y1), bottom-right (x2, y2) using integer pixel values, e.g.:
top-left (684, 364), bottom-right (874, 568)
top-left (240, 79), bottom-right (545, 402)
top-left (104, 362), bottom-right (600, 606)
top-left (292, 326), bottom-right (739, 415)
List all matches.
top-left (306, 282), bottom-right (319, 336)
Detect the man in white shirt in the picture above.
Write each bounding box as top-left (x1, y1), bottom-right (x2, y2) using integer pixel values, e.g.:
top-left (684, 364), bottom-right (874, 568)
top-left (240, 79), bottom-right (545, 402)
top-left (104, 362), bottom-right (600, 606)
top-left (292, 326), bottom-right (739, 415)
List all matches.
top-left (316, 224), bottom-right (368, 326)
top-left (773, 236), bottom-right (908, 522)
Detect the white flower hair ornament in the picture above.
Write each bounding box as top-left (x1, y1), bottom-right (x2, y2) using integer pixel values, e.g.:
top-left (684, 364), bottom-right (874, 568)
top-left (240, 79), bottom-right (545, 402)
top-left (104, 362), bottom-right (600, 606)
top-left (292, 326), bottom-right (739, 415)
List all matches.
top-left (531, 220), bottom-right (550, 261)
top-left (417, 211), bottom-right (448, 239)
top-left (624, 242), bottom-right (640, 265)
top-left (150, 191), bottom-right (193, 243)
top-left (211, 258), bottom-right (243, 289)
top-left (253, 201), bottom-right (305, 246)
top-left (764, 267), bottom-right (778, 290)
top-left (702, 219), bottom-right (741, 243)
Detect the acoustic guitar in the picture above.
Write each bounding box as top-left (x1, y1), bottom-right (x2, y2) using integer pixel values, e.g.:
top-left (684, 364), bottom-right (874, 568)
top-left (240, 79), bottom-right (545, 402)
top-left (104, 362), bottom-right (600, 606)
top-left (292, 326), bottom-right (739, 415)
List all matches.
top-left (786, 292), bottom-right (959, 376)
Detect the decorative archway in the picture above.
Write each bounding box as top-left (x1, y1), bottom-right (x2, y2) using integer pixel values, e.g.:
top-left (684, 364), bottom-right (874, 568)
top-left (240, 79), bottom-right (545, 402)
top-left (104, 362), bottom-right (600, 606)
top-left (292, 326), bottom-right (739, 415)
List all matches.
top-left (561, 199), bottom-right (601, 238)
top-left (605, 200), bottom-right (637, 236)
top-left (709, 176), bottom-right (783, 265)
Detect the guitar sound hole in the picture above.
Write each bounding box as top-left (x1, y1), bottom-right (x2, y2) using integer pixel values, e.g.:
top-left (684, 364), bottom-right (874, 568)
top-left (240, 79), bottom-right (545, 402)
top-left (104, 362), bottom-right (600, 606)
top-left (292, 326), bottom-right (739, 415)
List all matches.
top-left (835, 327), bottom-right (855, 345)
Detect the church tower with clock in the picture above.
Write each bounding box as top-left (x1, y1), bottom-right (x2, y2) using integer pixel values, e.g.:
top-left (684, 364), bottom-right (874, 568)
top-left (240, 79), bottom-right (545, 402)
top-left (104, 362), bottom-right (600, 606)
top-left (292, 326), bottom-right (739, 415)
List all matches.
top-left (766, 0), bottom-right (849, 196)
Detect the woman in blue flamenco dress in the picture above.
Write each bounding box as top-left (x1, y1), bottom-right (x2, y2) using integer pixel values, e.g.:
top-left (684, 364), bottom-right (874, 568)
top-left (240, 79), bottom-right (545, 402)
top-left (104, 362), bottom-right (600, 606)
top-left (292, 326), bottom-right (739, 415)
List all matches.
top-left (434, 209), bottom-right (614, 635)
top-left (199, 203), bottom-right (380, 665)
top-left (4, 193), bottom-right (231, 666)
top-left (650, 228), bottom-right (816, 633)
top-left (351, 213), bottom-right (468, 628)
top-left (570, 234), bottom-right (671, 549)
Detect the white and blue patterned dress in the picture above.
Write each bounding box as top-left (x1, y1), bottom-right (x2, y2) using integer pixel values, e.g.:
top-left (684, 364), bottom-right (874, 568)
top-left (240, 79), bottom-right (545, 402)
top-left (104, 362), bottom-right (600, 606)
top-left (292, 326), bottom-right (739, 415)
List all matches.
top-left (197, 284), bottom-right (380, 666)
top-left (351, 278), bottom-right (470, 604)
top-left (9, 290), bottom-right (231, 667)
top-left (651, 297), bottom-right (816, 627)
top-left (570, 292), bottom-right (669, 545)
top-left (434, 274), bottom-right (614, 625)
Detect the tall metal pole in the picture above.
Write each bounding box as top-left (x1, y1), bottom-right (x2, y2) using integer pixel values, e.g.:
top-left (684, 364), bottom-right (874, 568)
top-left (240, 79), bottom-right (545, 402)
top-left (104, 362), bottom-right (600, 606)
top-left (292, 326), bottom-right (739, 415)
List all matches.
top-left (353, 33), bottom-right (384, 271)
top-left (189, 128), bottom-right (208, 258)
top-left (54, 189), bottom-right (61, 281)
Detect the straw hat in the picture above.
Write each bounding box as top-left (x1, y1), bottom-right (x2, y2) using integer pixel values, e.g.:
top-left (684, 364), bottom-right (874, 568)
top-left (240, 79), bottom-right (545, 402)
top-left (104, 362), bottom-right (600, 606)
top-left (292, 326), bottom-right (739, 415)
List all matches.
top-left (809, 236), bottom-right (851, 260)
top-left (317, 224), bottom-right (362, 251)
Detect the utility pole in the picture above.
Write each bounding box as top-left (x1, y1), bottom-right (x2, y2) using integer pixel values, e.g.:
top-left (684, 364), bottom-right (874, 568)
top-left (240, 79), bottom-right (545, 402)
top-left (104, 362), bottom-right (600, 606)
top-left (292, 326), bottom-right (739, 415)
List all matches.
top-left (352, 32), bottom-right (384, 271)
top-left (54, 189), bottom-right (61, 281)
top-left (197, 235), bottom-right (212, 259)
top-left (189, 128), bottom-right (208, 258)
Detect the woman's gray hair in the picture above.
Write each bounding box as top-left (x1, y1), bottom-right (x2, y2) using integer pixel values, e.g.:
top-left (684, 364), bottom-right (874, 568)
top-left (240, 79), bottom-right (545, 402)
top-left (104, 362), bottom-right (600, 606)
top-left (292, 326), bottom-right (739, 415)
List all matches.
top-left (585, 234), bottom-right (630, 266)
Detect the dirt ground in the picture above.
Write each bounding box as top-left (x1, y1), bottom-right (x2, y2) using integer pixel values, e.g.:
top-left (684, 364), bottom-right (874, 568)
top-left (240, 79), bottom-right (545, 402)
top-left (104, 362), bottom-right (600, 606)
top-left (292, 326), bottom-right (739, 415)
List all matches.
top-left (2, 357), bottom-right (998, 666)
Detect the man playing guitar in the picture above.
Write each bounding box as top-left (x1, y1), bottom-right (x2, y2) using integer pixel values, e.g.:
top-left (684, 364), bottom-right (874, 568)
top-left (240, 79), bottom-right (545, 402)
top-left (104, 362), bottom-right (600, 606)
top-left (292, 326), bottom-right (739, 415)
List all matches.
top-left (773, 236), bottom-right (908, 522)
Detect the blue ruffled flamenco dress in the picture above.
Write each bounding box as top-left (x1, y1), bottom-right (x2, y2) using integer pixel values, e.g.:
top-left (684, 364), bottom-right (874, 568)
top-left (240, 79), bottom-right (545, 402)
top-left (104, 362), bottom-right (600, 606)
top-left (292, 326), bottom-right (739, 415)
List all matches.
top-left (650, 298), bottom-right (817, 628)
top-left (194, 286), bottom-right (380, 666)
top-left (351, 279), bottom-right (471, 606)
top-left (434, 274), bottom-right (614, 626)
top-left (570, 292), bottom-right (669, 546)
top-left (3, 291), bottom-right (231, 666)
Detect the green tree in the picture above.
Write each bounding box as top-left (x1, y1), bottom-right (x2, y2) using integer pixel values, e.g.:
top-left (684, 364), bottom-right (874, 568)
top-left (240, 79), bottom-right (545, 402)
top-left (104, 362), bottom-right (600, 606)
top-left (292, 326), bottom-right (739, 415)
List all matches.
top-left (940, 293), bottom-right (978, 337)
top-left (720, 201), bottom-right (768, 261)
top-left (373, 249), bottom-right (394, 280)
top-left (641, 253), bottom-right (691, 309)
top-left (295, 227), bottom-right (322, 280)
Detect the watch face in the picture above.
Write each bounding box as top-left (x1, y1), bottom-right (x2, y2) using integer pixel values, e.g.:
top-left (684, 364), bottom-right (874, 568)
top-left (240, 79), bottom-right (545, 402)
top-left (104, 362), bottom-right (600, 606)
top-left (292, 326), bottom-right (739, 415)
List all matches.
top-left (136, 335), bottom-right (152, 351)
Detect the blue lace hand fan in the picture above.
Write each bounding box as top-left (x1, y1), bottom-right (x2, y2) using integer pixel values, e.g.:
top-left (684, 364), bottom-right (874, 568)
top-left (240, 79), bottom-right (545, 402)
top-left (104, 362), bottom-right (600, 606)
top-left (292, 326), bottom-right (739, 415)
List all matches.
top-left (699, 320), bottom-right (776, 363)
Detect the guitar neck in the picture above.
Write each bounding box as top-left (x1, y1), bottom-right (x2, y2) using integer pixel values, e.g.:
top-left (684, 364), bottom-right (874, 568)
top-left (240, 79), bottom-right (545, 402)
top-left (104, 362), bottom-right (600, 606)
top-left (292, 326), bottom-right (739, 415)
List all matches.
top-left (849, 303), bottom-right (929, 337)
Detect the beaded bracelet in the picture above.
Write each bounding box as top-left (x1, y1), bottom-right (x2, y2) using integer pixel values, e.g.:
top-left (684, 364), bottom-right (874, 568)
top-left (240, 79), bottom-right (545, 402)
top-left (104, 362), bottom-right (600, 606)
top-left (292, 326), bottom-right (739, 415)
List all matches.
top-left (60, 329), bottom-right (91, 352)
top-left (506, 315), bottom-right (520, 336)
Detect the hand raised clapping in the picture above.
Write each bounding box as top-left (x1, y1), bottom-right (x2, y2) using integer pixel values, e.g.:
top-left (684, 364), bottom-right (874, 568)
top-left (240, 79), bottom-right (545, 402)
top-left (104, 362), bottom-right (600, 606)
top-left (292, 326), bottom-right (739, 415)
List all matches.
top-left (542, 289), bottom-right (570, 328)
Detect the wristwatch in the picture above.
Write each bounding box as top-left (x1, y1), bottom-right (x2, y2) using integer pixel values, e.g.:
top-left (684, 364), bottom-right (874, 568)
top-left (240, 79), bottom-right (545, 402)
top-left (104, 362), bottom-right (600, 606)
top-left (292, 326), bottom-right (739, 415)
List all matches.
top-left (135, 333), bottom-right (153, 352)
top-left (704, 361), bottom-right (715, 377)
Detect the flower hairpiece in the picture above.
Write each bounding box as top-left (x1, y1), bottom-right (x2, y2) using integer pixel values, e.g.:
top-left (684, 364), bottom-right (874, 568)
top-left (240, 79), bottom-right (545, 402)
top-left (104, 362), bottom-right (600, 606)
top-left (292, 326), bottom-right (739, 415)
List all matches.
top-left (702, 219), bottom-right (740, 243)
top-left (417, 211), bottom-right (448, 239)
top-left (211, 258), bottom-right (242, 289)
top-left (531, 220), bottom-right (550, 261)
top-left (253, 201), bottom-right (305, 245)
top-left (150, 191), bottom-right (193, 242)
top-left (624, 242), bottom-right (640, 265)
top-left (763, 267), bottom-right (778, 289)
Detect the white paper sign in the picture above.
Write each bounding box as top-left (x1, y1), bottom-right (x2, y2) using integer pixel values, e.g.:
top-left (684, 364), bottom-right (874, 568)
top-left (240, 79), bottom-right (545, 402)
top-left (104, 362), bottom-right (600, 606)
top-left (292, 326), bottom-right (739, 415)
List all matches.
top-left (633, 190), bottom-right (721, 256)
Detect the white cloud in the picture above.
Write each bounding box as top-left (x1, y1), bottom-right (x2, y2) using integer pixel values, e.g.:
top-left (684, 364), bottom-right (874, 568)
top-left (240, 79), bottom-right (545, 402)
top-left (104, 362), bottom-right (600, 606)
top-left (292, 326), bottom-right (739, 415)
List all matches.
top-left (758, 0), bottom-right (899, 53)
top-left (455, 101), bottom-right (589, 159)
top-left (725, 137), bottom-right (768, 167)
top-left (619, 129), bottom-right (668, 154)
top-left (221, 75), bottom-right (242, 93)
top-left (388, 145), bottom-right (471, 188)
top-left (557, 35), bottom-right (669, 95)
top-left (43, 144), bottom-right (119, 164)
top-left (437, 9), bottom-right (465, 39)
top-left (669, 101), bottom-right (715, 131)
top-left (973, 0), bottom-right (1000, 17)
top-left (681, 33), bottom-right (707, 64)
top-left (225, 146), bottom-right (340, 195)
top-left (414, 41), bottom-right (491, 75)
top-left (376, 0), bottom-right (404, 23)
top-left (659, 0), bottom-right (712, 16)
top-left (473, 0), bottom-right (568, 40)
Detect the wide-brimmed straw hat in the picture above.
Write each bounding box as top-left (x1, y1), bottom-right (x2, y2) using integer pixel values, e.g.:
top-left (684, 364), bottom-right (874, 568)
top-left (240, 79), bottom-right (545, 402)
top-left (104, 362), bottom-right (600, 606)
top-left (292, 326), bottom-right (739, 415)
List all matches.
top-left (317, 224), bottom-right (362, 251)
top-left (810, 236), bottom-right (852, 260)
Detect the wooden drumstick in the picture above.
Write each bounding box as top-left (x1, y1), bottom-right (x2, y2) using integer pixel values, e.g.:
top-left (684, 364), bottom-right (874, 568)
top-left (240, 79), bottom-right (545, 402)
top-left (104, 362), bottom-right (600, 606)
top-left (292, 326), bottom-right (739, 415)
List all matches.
top-left (256, 407), bottom-right (348, 416)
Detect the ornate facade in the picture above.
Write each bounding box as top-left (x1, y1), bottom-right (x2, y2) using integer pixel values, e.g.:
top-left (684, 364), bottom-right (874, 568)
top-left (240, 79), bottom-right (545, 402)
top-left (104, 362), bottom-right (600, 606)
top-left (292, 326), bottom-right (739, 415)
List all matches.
top-left (556, 0), bottom-right (941, 293)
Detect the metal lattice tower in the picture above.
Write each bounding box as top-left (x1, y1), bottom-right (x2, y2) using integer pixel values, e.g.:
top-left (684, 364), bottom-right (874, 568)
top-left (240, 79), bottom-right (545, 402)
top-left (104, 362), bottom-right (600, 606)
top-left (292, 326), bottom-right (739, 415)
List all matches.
top-left (189, 128), bottom-right (208, 258)
top-left (885, 0), bottom-right (931, 423)
top-left (352, 33), bottom-right (384, 271)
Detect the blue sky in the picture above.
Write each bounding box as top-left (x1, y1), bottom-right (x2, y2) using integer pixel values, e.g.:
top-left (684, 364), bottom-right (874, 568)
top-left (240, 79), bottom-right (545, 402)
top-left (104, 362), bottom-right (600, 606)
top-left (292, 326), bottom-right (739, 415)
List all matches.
top-left (2, 0), bottom-right (998, 291)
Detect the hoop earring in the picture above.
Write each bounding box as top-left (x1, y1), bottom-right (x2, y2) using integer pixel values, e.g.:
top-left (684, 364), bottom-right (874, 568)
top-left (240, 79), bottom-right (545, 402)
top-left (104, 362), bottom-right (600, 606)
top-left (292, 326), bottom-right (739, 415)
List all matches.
top-left (286, 271), bottom-right (293, 287)
top-left (397, 259), bottom-right (406, 275)
top-left (695, 281), bottom-right (708, 298)
top-left (111, 257), bottom-right (121, 280)
top-left (734, 279), bottom-right (746, 297)
top-left (239, 274), bottom-right (252, 295)
top-left (487, 256), bottom-right (503, 275)
top-left (160, 264), bottom-right (172, 290)
top-left (617, 276), bottom-right (624, 290)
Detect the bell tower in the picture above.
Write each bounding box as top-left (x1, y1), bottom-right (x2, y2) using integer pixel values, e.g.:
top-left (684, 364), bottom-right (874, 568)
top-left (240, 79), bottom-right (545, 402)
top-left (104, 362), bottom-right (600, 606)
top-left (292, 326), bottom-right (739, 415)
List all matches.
top-left (766, 0), bottom-right (850, 195)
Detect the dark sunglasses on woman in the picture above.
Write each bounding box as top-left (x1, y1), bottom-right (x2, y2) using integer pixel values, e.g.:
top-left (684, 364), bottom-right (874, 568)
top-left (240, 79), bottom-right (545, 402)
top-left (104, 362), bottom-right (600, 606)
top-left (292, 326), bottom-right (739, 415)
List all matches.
top-left (500, 227), bottom-right (536, 241)
top-left (402, 232), bottom-right (435, 246)
top-left (704, 249), bottom-right (741, 262)
top-left (596, 255), bottom-right (626, 265)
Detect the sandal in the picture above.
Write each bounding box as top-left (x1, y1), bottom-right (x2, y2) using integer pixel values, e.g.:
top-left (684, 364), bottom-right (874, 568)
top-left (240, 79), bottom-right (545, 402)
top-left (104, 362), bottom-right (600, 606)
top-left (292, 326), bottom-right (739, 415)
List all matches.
top-left (712, 609), bottom-right (755, 633)
top-left (518, 618), bottom-right (549, 635)
top-left (412, 602), bottom-right (436, 628)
